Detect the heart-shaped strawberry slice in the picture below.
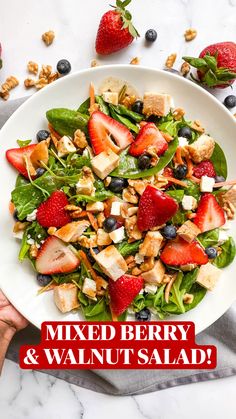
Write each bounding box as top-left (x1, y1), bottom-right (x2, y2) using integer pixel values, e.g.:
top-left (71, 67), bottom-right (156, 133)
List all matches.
top-left (137, 185), bottom-right (178, 231)
top-left (160, 237), bottom-right (208, 266)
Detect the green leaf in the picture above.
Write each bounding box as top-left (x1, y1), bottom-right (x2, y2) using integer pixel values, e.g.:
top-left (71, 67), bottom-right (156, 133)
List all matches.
top-left (15, 174), bottom-right (29, 188)
top-left (197, 229), bottom-right (219, 248)
top-left (46, 108), bottom-right (89, 137)
top-left (117, 240), bottom-right (141, 257)
top-left (53, 272), bottom-right (81, 285)
top-left (171, 209), bottom-right (189, 225)
top-left (184, 283), bottom-right (207, 312)
top-left (180, 268), bottom-right (199, 293)
top-left (182, 56), bottom-right (208, 71)
top-left (166, 190), bottom-right (184, 203)
top-left (72, 190), bottom-right (114, 204)
top-left (11, 173), bottom-right (62, 220)
top-left (158, 119), bottom-right (180, 137)
top-left (203, 69), bottom-right (218, 87)
top-left (109, 105), bottom-right (139, 133)
top-left (17, 139), bottom-right (32, 147)
top-left (184, 180), bottom-right (201, 200)
top-left (210, 142), bottom-right (227, 179)
top-left (95, 95), bottom-right (110, 115)
top-left (168, 271), bottom-right (185, 313)
top-left (111, 137), bottom-right (178, 179)
top-left (77, 98), bottom-right (90, 115)
top-left (213, 237), bottom-right (236, 268)
top-left (27, 221), bottom-right (48, 244)
top-left (112, 104), bottom-right (143, 122)
top-left (18, 229), bottom-right (30, 261)
top-left (204, 54), bottom-right (217, 72)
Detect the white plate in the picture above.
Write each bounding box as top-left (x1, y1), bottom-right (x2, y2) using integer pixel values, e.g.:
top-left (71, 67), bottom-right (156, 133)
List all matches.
top-left (0, 65), bottom-right (236, 333)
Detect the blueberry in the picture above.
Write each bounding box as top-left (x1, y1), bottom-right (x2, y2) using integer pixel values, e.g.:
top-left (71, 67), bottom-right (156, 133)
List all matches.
top-left (178, 126), bottom-right (192, 140)
top-left (224, 95), bottom-right (236, 109)
top-left (135, 308), bottom-right (151, 321)
top-left (138, 154), bottom-right (151, 170)
top-left (13, 210), bottom-right (19, 221)
top-left (132, 100), bottom-right (143, 114)
top-left (205, 247), bottom-right (217, 259)
top-left (37, 274), bottom-right (52, 286)
top-left (162, 225), bottom-right (177, 240)
top-left (145, 29), bottom-right (157, 43)
top-left (87, 247), bottom-right (99, 263)
top-left (109, 177), bottom-right (128, 193)
top-left (36, 167), bottom-right (45, 177)
top-left (103, 216), bottom-right (117, 233)
top-left (57, 59), bottom-right (71, 75)
top-left (36, 129), bottom-right (50, 142)
top-left (174, 164), bottom-right (188, 179)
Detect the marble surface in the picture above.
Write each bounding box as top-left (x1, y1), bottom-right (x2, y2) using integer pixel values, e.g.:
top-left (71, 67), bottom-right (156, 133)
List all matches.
top-left (0, 0), bottom-right (236, 417)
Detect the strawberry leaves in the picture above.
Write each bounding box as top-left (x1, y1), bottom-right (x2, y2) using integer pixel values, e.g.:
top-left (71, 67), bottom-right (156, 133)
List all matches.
top-left (113, 0), bottom-right (140, 38)
top-left (183, 52), bottom-right (236, 87)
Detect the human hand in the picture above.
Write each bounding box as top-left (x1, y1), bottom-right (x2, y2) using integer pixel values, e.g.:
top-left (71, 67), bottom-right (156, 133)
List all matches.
top-left (0, 289), bottom-right (28, 373)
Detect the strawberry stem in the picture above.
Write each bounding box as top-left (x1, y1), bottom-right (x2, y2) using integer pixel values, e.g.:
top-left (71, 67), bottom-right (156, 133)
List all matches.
top-left (112, 0), bottom-right (140, 38)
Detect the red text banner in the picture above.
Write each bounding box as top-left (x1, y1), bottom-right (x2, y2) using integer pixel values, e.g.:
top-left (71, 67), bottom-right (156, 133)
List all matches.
top-left (19, 321), bottom-right (217, 369)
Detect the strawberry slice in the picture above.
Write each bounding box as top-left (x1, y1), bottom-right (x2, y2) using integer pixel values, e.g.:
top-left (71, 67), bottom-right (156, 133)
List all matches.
top-left (137, 185), bottom-right (178, 231)
top-left (129, 123), bottom-right (168, 157)
top-left (36, 236), bottom-right (80, 274)
top-left (37, 191), bottom-right (71, 228)
top-left (6, 144), bottom-right (36, 178)
top-left (88, 111), bottom-right (133, 155)
top-left (160, 237), bottom-right (208, 266)
top-left (109, 274), bottom-right (144, 316)
top-left (193, 161), bottom-right (216, 179)
top-left (193, 193), bottom-right (225, 232)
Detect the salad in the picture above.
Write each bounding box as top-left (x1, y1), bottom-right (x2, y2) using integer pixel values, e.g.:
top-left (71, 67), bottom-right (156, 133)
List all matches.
top-left (6, 78), bottom-right (236, 321)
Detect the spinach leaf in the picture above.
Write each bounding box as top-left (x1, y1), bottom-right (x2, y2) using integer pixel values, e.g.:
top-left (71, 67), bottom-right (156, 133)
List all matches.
top-left (158, 119), bottom-right (180, 137)
top-left (112, 104), bottom-right (143, 123)
top-left (184, 283), bottom-right (207, 312)
top-left (166, 190), bottom-right (184, 203)
top-left (66, 153), bottom-right (91, 169)
top-left (197, 229), bottom-right (219, 248)
top-left (15, 174), bottom-right (29, 188)
top-left (95, 95), bottom-right (110, 115)
top-left (117, 240), bottom-right (142, 257)
top-left (111, 137), bottom-right (178, 179)
top-left (213, 237), bottom-right (236, 268)
top-left (12, 173), bottom-right (61, 220)
top-left (46, 108), bottom-right (89, 137)
top-left (210, 142), bottom-right (227, 179)
top-left (17, 139), bottom-right (32, 147)
top-left (109, 105), bottom-right (139, 133)
top-left (184, 180), bottom-right (200, 200)
top-left (77, 98), bottom-right (90, 114)
top-left (73, 190), bottom-right (114, 204)
top-left (171, 209), bottom-right (189, 225)
top-left (53, 272), bottom-right (81, 285)
top-left (180, 268), bottom-right (199, 293)
top-left (27, 222), bottom-right (48, 244)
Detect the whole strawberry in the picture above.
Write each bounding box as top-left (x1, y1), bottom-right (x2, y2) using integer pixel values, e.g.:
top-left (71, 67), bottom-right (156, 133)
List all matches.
top-left (183, 42), bottom-right (236, 88)
top-left (95, 0), bottom-right (139, 55)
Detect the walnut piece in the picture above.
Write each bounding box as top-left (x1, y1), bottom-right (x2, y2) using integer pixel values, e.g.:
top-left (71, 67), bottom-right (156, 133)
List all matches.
top-left (180, 61), bottom-right (190, 77)
top-left (35, 77), bottom-right (48, 90)
top-left (0, 76), bottom-right (19, 100)
top-left (29, 244), bottom-right (38, 258)
top-left (48, 72), bottom-right (59, 84)
top-left (27, 61), bottom-right (38, 75)
top-left (184, 29), bottom-right (197, 42)
top-left (130, 57), bottom-right (140, 65)
top-left (24, 78), bottom-right (35, 88)
top-left (73, 129), bottom-right (88, 149)
top-left (191, 120), bottom-right (205, 133)
top-left (165, 53), bottom-right (177, 69)
top-left (173, 107), bottom-right (185, 121)
top-left (91, 59), bottom-right (99, 67)
top-left (121, 94), bottom-right (136, 109)
top-left (42, 30), bottom-right (55, 46)
top-left (39, 65), bottom-right (52, 79)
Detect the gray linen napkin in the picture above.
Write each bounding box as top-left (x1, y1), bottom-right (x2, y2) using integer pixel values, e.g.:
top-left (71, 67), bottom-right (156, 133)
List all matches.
top-left (1, 98), bottom-right (236, 396)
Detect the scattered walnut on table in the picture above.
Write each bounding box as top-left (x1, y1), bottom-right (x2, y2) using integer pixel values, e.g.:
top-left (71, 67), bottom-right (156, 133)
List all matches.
top-left (0, 76), bottom-right (19, 100)
top-left (180, 61), bottom-right (190, 77)
top-left (91, 59), bottom-right (99, 68)
top-left (35, 77), bottom-right (48, 90)
top-left (24, 78), bottom-right (35, 88)
top-left (42, 30), bottom-right (55, 46)
top-left (27, 61), bottom-right (38, 75)
top-left (165, 53), bottom-right (177, 69)
top-left (130, 57), bottom-right (140, 65)
top-left (184, 28), bottom-right (197, 42)
top-left (39, 64), bottom-right (52, 79)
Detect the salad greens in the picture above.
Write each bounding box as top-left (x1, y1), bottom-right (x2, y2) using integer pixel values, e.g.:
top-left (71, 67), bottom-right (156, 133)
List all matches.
top-left (213, 237), bottom-right (236, 268)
